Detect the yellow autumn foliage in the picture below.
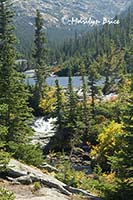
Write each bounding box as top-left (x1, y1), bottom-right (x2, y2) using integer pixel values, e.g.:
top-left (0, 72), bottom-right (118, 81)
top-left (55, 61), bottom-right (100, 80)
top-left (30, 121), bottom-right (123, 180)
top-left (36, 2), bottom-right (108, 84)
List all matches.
top-left (39, 86), bottom-right (65, 113)
top-left (105, 172), bottom-right (116, 183)
top-left (91, 121), bottom-right (125, 158)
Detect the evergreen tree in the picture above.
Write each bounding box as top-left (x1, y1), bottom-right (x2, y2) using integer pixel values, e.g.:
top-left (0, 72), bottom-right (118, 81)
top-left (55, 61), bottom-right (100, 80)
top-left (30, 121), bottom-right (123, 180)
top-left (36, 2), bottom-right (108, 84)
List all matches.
top-left (0, 0), bottom-right (41, 164)
top-left (0, 104), bottom-right (10, 172)
top-left (51, 68), bottom-right (83, 152)
top-left (33, 9), bottom-right (48, 110)
top-left (99, 45), bottom-right (126, 95)
top-left (50, 79), bottom-right (66, 151)
top-left (80, 63), bottom-right (90, 142)
top-left (55, 80), bottom-right (64, 132)
top-left (88, 59), bottom-right (101, 118)
top-left (110, 75), bottom-right (133, 176)
top-left (65, 68), bottom-right (83, 152)
top-left (107, 78), bottom-right (133, 200)
top-left (67, 67), bottom-right (77, 121)
top-left (125, 33), bottom-right (133, 73)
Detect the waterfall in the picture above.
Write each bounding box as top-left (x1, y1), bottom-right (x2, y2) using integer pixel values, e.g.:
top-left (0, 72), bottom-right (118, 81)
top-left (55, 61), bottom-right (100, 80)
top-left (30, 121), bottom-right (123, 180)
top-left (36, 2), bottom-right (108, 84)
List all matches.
top-left (31, 117), bottom-right (57, 147)
top-left (32, 117), bottom-right (56, 134)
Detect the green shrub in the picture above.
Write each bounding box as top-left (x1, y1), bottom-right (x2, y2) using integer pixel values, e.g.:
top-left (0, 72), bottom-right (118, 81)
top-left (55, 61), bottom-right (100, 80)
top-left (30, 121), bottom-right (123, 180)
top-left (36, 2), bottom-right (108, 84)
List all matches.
top-left (8, 142), bottom-right (43, 166)
top-left (33, 182), bottom-right (42, 191)
top-left (55, 160), bottom-right (78, 187)
top-left (0, 150), bottom-right (11, 172)
top-left (103, 179), bottom-right (133, 200)
top-left (0, 187), bottom-right (15, 200)
top-left (55, 160), bottom-right (90, 189)
top-left (54, 157), bottom-right (122, 198)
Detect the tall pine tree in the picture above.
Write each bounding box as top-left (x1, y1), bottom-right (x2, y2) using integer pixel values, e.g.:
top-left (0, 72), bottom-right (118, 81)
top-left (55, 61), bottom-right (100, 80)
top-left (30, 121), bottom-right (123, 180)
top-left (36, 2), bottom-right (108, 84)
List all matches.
top-left (88, 59), bottom-right (101, 118)
top-left (0, 0), bottom-right (33, 157)
top-left (33, 9), bottom-right (48, 112)
top-left (80, 63), bottom-right (90, 142)
top-left (98, 44), bottom-right (126, 95)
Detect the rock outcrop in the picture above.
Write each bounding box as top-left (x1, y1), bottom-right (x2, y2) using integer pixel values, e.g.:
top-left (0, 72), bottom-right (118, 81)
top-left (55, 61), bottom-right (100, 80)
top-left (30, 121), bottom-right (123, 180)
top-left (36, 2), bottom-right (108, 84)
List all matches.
top-left (13, 0), bottom-right (131, 28)
top-left (4, 159), bottom-right (101, 200)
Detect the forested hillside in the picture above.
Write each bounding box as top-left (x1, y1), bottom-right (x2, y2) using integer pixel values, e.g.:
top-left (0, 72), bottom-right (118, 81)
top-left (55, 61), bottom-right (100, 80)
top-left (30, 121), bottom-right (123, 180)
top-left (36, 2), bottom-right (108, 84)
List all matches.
top-left (0, 1), bottom-right (132, 200)
top-left (13, 0), bottom-right (131, 61)
top-left (52, 8), bottom-right (132, 75)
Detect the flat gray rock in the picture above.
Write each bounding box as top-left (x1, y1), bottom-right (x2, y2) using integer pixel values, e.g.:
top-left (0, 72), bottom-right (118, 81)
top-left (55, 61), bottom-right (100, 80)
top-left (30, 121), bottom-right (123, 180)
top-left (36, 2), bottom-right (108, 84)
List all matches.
top-left (6, 159), bottom-right (101, 200)
top-left (7, 159), bottom-right (70, 195)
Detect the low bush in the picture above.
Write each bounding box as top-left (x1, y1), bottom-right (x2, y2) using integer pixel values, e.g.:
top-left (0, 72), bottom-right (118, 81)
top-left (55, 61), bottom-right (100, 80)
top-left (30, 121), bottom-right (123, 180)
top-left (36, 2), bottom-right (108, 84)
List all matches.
top-left (0, 150), bottom-right (11, 172)
top-left (33, 181), bottom-right (42, 191)
top-left (54, 158), bottom-right (125, 199)
top-left (8, 142), bottom-right (44, 167)
top-left (0, 187), bottom-right (15, 200)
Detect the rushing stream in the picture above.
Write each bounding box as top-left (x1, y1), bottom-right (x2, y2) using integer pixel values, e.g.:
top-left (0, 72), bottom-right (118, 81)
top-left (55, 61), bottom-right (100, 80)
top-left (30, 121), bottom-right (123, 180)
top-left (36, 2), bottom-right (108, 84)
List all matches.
top-left (32, 117), bottom-right (56, 134)
top-left (31, 117), bottom-right (56, 147)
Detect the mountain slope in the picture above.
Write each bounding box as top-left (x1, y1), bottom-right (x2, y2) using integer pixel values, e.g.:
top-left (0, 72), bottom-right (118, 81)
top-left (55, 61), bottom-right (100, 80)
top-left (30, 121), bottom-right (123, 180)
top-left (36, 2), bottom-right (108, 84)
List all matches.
top-left (12, 0), bottom-right (131, 56)
top-left (13, 0), bottom-right (131, 28)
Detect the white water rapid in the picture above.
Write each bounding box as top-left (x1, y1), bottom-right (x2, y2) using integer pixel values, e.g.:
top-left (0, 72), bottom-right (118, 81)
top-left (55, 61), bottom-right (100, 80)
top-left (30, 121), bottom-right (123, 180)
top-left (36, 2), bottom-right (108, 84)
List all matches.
top-left (31, 117), bottom-right (56, 147)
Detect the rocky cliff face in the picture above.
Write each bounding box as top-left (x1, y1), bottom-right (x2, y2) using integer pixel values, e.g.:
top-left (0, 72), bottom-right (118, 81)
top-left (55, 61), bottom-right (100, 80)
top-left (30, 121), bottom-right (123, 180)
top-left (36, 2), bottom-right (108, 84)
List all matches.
top-left (12, 0), bottom-right (131, 52)
top-left (13, 0), bottom-right (131, 28)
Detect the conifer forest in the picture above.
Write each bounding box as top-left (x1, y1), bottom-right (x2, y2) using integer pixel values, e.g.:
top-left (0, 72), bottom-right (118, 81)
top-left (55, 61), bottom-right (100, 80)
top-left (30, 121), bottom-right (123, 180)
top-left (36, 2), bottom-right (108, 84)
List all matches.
top-left (0, 1), bottom-right (132, 200)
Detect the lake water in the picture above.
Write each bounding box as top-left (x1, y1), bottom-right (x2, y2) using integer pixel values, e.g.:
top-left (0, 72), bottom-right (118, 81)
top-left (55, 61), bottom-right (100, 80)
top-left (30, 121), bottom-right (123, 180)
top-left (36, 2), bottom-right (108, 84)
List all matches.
top-left (26, 76), bottom-right (105, 88)
top-left (26, 76), bottom-right (85, 88)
